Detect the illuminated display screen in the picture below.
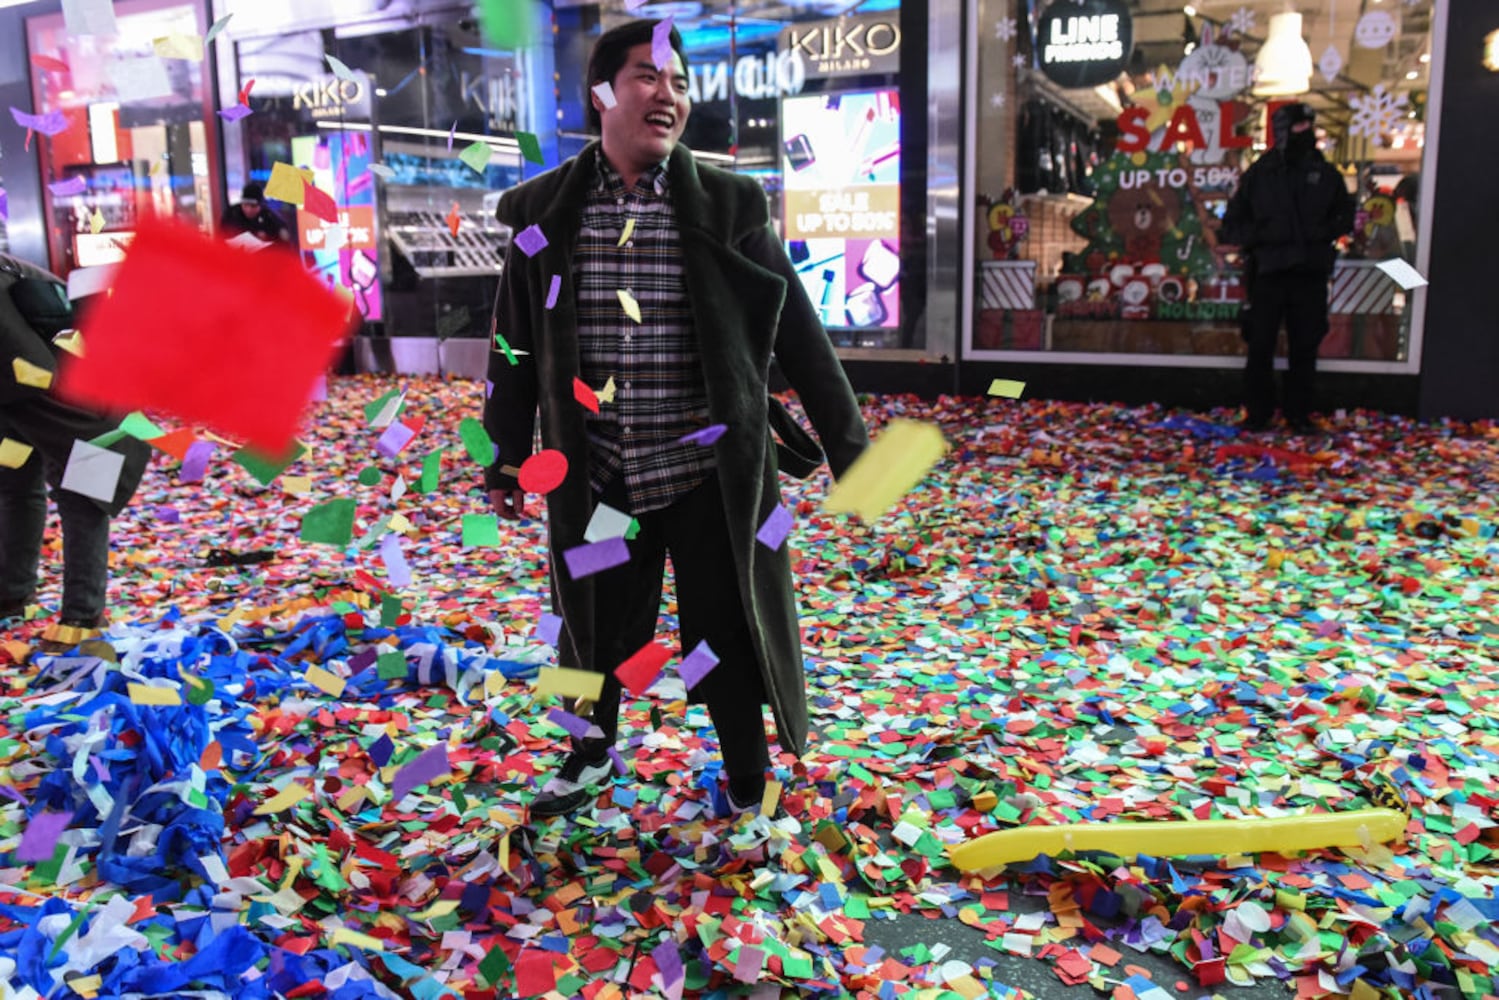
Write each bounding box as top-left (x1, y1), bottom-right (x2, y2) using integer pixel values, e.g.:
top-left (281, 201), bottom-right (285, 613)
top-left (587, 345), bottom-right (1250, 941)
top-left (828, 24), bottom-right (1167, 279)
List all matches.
top-left (780, 89), bottom-right (901, 331)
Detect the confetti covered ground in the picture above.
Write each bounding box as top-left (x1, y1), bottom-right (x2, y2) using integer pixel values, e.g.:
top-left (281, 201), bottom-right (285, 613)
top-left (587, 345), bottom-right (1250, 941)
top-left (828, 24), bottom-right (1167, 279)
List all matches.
top-left (2, 375), bottom-right (1497, 1000)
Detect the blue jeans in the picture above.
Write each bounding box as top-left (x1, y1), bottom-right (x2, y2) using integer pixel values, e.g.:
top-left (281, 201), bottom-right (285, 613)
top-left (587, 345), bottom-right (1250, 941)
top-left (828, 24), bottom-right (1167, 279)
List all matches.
top-left (0, 452), bottom-right (110, 622)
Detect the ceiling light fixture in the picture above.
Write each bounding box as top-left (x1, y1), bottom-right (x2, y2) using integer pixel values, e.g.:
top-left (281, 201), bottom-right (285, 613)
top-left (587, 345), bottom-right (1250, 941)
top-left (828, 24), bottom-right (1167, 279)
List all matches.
top-left (1182, 5), bottom-right (1197, 17)
top-left (1405, 69), bottom-right (1418, 79)
top-left (1253, 12), bottom-right (1313, 96)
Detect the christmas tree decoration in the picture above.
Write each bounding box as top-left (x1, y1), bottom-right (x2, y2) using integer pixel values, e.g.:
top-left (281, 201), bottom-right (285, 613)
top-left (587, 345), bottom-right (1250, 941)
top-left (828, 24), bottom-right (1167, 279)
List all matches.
top-left (1354, 11), bottom-right (1398, 49)
top-left (1319, 45), bottom-right (1344, 82)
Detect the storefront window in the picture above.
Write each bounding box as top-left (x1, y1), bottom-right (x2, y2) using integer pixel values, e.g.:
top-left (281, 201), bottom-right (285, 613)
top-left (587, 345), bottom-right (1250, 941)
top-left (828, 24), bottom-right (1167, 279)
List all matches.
top-left (27, 0), bottom-right (219, 278)
top-left (967, 0), bottom-right (1435, 368)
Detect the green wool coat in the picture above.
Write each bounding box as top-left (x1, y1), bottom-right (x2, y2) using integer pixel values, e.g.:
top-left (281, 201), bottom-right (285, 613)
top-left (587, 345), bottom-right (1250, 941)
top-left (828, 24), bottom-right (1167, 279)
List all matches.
top-left (482, 141), bottom-right (869, 756)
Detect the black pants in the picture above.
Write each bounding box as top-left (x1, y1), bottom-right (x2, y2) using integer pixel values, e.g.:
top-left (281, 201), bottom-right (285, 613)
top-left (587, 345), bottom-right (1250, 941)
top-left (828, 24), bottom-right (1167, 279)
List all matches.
top-left (575, 473), bottom-right (771, 783)
top-left (0, 445), bottom-right (111, 621)
top-left (1243, 270), bottom-right (1330, 423)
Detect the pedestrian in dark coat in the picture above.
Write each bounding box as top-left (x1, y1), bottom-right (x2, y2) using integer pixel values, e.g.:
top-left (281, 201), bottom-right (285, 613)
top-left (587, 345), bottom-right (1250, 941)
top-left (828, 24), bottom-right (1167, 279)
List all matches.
top-left (1223, 102), bottom-right (1355, 432)
top-left (483, 20), bottom-right (868, 817)
top-left (0, 254), bottom-right (150, 638)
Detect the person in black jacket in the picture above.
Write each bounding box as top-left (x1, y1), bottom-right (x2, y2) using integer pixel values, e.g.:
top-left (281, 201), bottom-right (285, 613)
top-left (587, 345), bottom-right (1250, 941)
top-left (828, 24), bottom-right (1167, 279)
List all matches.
top-left (0, 255), bottom-right (150, 643)
top-left (1222, 103), bottom-right (1355, 432)
top-left (220, 182), bottom-right (291, 244)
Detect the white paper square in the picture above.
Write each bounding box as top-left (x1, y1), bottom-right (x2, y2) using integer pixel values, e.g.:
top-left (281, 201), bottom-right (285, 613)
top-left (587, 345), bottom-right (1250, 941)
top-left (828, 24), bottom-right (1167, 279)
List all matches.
top-left (584, 502), bottom-right (632, 542)
top-left (1375, 258), bottom-right (1428, 290)
top-left (108, 57), bottom-right (174, 102)
top-left (591, 82), bottom-right (617, 110)
top-left (62, 0), bottom-right (118, 37)
top-left (61, 440), bottom-right (125, 503)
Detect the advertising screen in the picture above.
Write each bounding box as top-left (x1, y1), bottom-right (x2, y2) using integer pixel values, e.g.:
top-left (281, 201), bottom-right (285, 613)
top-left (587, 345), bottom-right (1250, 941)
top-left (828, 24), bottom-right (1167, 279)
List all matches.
top-left (780, 89), bottom-right (900, 331)
top-left (291, 131), bottom-right (382, 322)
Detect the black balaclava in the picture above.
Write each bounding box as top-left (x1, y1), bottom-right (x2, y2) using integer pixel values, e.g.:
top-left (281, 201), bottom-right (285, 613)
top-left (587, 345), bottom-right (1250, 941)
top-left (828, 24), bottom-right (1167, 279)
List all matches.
top-left (1271, 103), bottom-right (1317, 161)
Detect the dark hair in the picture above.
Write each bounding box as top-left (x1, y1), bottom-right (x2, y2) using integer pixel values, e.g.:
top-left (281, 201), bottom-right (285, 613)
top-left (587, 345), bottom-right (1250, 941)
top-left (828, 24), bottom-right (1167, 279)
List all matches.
top-left (241, 181), bottom-right (265, 202)
top-left (586, 19), bottom-right (688, 133)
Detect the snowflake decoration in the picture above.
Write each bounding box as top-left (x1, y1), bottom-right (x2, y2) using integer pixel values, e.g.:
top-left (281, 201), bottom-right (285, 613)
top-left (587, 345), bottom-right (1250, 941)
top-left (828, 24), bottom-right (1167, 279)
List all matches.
top-left (995, 17), bottom-right (1017, 41)
top-left (991, 91), bottom-right (1007, 109)
top-left (1226, 6), bottom-right (1255, 37)
top-left (1013, 53), bottom-right (1029, 69)
top-left (1348, 84), bottom-right (1409, 144)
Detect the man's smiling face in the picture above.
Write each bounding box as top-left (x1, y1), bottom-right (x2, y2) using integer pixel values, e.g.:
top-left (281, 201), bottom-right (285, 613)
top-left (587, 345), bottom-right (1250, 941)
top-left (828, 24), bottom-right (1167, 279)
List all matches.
top-left (595, 41), bottom-right (691, 177)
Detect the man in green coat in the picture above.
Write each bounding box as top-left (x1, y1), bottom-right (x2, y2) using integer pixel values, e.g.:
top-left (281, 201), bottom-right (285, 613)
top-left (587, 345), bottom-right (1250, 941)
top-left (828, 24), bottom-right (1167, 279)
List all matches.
top-left (484, 19), bottom-right (869, 817)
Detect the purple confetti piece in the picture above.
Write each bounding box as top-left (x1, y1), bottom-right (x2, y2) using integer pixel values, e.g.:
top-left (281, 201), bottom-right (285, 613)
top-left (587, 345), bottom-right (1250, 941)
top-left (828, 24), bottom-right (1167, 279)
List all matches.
top-left (155, 506), bottom-right (181, 523)
top-left (678, 423), bottom-right (727, 446)
top-left (653, 938), bottom-right (684, 990)
top-left (537, 612), bottom-right (562, 648)
top-left (651, 17), bottom-right (676, 71)
top-left (546, 708), bottom-right (593, 739)
top-left (48, 176), bottom-right (86, 197)
top-left (391, 742), bottom-right (450, 801)
top-left (90, 754), bottom-right (110, 782)
top-left (0, 188), bottom-right (8, 223)
top-left (368, 733), bottom-right (394, 767)
top-left (179, 440), bottom-right (215, 483)
top-left (447, 120), bottom-right (456, 150)
top-left (513, 223), bottom-right (548, 257)
top-left (678, 640), bottom-right (720, 690)
top-left (380, 533), bottom-right (412, 587)
top-left (375, 419), bottom-right (418, 458)
top-left (348, 648), bottom-right (378, 673)
top-left (10, 106), bottom-right (68, 136)
top-left (217, 103), bottom-right (252, 122)
top-left (545, 273), bottom-right (562, 309)
top-left (607, 746), bottom-right (629, 776)
top-left (756, 504), bottom-right (793, 550)
top-left (562, 536), bottom-right (630, 579)
top-left (484, 379), bottom-right (494, 399)
top-left (0, 784), bottom-right (26, 806)
top-left (17, 810), bottom-right (73, 862)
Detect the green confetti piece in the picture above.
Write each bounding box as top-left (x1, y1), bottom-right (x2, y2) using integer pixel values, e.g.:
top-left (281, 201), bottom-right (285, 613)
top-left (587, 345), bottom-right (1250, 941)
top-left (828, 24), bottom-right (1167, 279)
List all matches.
top-left (458, 140), bottom-right (493, 174)
top-left (458, 418), bottom-right (494, 466)
top-left (476, 0), bottom-right (536, 49)
top-left (363, 388), bottom-right (405, 425)
top-left (478, 944), bottom-right (511, 986)
top-left (419, 449), bottom-right (443, 493)
top-left (358, 466), bottom-right (382, 487)
top-left (377, 651), bottom-right (407, 680)
top-left (493, 331), bottom-right (518, 366)
top-left (516, 131), bottom-right (544, 164)
top-left (300, 499), bottom-right (357, 547)
top-left (234, 442), bottom-right (306, 486)
top-left (462, 513), bottom-right (501, 548)
top-left (380, 594), bottom-right (404, 627)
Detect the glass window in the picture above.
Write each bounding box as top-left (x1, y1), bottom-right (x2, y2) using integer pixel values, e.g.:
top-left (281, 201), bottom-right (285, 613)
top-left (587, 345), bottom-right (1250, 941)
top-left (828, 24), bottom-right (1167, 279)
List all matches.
top-left (968, 0), bottom-right (1436, 368)
top-left (27, 0), bottom-right (219, 278)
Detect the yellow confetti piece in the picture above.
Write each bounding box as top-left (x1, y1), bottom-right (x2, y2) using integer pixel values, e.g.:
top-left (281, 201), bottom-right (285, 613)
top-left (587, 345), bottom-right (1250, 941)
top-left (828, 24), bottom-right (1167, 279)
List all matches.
top-left (152, 33), bottom-right (203, 60)
top-left (127, 683), bottom-right (182, 706)
top-left (499, 830), bottom-right (510, 871)
top-left (0, 438), bottom-right (35, 469)
top-left (596, 375), bottom-right (617, 404)
top-left (53, 331), bottom-right (85, 357)
top-left (12, 357), bottom-right (53, 390)
top-left (68, 975), bottom-right (103, 998)
top-left (616, 288), bottom-right (642, 323)
top-left (410, 899), bottom-right (460, 921)
top-left (281, 475), bottom-right (313, 495)
top-left (617, 217), bottom-right (636, 247)
top-left (254, 781), bottom-right (310, 815)
top-left (824, 419), bottom-right (947, 523)
top-left (304, 664), bottom-right (346, 698)
top-left (329, 927), bottom-right (385, 951)
top-left (89, 209), bottom-right (106, 235)
top-left (388, 513), bottom-right (413, 532)
top-left (536, 666), bottom-right (606, 701)
top-left (987, 378), bottom-right (1026, 399)
top-left (761, 778), bottom-right (783, 818)
top-left (264, 162), bottom-right (307, 206)
top-left (336, 786), bottom-right (367, 812)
